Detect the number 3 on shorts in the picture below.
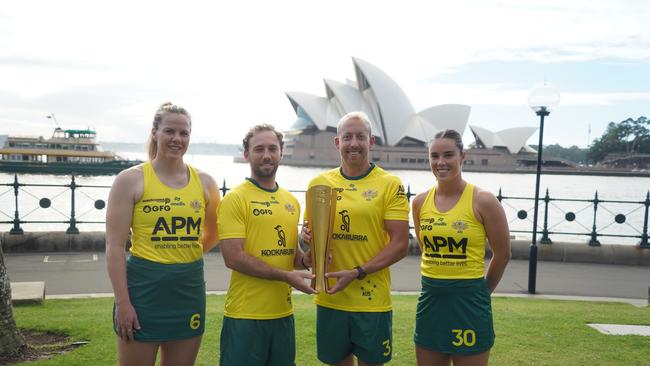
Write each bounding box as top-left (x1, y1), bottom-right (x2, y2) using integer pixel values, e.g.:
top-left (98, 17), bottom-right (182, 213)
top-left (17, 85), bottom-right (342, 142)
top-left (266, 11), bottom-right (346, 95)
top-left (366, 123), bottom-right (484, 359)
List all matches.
top-left (451, 329), bottom-right (476, 347)
top-left (189, 313), bottom-right (201, 330)
top-left (382, 339), bottom-right (391, 356)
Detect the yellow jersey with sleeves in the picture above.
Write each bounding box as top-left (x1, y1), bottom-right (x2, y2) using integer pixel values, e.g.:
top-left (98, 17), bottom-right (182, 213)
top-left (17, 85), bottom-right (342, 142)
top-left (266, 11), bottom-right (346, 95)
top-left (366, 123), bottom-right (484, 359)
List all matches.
top-left (419, 183), bottom-right (487, 279)
top-left (130, 162), bottom-right (206, 264)
top-left (218, 178), bottom-right (300, 320)
top-left (306, 164), bottom-right (410, 312)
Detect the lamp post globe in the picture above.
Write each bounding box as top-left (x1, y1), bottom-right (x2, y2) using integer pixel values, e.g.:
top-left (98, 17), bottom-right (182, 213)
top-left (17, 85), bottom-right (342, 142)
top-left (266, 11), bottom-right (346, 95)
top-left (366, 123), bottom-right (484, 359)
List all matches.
top-left (529, 81), bottom-right (561, 114)
top-left (527, 81), bottom-right (560, 294)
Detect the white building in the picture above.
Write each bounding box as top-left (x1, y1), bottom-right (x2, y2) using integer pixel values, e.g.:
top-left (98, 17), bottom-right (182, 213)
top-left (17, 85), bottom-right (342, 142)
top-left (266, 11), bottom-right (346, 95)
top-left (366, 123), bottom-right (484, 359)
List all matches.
top-left (282, 58), bottom-right (566, 171)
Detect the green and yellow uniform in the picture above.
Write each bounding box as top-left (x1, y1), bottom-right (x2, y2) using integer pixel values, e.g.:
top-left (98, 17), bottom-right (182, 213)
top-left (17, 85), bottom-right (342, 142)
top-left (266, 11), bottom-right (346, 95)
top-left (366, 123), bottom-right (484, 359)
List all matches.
top-left (415, 183), bottom-right (495, 354)
top-left (114, 162), bottom-right (208, 342)
top-left (130, 162), bottom-right (206, 263)
top-left (306, 164), bottom-right (409, 364)
top-left (217, 178), bottom-right (300, 366)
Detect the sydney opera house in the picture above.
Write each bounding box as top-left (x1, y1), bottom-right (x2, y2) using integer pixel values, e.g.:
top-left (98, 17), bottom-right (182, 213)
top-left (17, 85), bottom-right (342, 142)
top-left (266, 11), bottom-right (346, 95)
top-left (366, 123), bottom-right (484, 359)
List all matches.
top-left (281, 58), bottom-right (574, 171)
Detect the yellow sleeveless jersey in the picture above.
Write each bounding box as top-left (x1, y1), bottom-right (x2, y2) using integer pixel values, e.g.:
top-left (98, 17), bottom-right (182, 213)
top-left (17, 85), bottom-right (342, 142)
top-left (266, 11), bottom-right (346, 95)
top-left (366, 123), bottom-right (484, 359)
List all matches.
top-left (130, 162), bottom-right (206, 264)
top-left (218, 179), bottom-right (300, 319)
top-left (306, 164), bottom-right (410, 312)
top-left (418, 183), bottom-right (487, 279)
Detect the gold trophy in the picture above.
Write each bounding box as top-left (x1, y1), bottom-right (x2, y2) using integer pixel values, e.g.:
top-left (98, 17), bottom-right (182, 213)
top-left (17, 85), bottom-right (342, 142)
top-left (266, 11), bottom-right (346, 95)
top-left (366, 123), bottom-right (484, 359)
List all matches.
top-left (306, 185), bottom-right (338, 292)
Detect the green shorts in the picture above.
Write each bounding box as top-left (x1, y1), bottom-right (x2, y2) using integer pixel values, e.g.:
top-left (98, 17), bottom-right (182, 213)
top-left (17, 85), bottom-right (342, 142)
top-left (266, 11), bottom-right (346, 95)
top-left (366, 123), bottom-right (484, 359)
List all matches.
top-left (220, 315), bottom-right (296, 366)
top-left (112, 255), bottom-right (205, 342)
top-left (317, 305), bottom-right (392, 364)
top-left (414, 277), bottom-right (494, 355)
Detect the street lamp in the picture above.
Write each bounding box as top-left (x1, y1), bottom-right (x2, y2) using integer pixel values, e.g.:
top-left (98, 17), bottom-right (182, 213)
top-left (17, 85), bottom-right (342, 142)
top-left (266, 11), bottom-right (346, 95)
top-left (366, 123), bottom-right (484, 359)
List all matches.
top-left (527, 81), bottom-right (560, 294)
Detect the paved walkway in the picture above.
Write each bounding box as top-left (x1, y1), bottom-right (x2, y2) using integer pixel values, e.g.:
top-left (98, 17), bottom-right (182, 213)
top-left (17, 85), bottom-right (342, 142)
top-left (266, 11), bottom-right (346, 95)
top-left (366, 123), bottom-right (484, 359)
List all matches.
top-left (5, 252), bottom-right (650, 306)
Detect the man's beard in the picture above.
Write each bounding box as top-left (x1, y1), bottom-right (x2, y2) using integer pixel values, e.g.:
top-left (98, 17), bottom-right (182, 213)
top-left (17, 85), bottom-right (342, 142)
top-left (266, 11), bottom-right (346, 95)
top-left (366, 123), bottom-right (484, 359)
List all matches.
top-left (252, 162), bottom-right (279, 179)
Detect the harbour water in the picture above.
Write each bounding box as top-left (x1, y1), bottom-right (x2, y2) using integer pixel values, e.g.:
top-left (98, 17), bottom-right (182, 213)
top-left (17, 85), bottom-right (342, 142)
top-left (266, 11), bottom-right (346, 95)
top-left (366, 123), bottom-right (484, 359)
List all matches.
top-left (1, 153), bottom-right (648, 245)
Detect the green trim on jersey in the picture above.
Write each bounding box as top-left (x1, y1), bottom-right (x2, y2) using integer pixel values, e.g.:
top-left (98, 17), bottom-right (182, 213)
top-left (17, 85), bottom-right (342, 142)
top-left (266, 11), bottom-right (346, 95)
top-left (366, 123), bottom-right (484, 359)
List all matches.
top-left (339, 163), bottom-right (376, 180)
top-left (245, 177), bottom-right (279, 193)
top-left (217, 180), bottom-right (300, 319)
top-left (307, 165), bottom-right (409, 312)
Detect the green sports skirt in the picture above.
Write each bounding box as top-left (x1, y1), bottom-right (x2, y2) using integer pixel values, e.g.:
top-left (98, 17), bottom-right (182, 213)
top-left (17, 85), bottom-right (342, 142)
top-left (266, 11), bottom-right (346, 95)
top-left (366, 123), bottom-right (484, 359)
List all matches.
top-left (414, 276), bottom-right (494, 355)
top-left (112, 255), bottom-right (206, 342)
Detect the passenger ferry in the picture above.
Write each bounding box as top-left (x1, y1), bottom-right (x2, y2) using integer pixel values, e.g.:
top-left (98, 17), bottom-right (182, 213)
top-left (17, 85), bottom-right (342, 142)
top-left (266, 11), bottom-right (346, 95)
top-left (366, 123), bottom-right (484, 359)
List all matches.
top-left (0, 127), bottom-right (141, 175)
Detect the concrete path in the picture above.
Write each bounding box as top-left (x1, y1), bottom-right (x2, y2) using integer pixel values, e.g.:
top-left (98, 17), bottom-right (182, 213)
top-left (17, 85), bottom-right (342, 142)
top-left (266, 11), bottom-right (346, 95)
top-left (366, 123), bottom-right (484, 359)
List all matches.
top-left (5, 252), bottom-right (650, 305)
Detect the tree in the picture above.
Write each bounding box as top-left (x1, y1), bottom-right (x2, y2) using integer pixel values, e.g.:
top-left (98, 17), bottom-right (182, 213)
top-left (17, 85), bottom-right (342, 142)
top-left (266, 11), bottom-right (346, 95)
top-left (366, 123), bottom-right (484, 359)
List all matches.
top-left (537, 144), bottom-right (588, 164)
top-left (587, 116), bottom-right (650, 163)
top-left (0, 245), bottom-right (25, 356)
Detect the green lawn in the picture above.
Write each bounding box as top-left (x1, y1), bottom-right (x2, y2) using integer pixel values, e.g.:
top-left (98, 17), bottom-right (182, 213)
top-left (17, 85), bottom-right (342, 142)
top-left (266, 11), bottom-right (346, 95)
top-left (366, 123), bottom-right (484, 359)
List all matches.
top-left (11, 295), bottom-right (650, 365)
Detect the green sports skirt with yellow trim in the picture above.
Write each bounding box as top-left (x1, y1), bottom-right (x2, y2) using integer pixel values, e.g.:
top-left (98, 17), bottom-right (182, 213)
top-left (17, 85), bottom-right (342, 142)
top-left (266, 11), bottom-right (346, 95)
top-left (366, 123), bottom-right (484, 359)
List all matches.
top-left (112, 255), bottom-right (206, 342)
top-left (414, 276), bottom-right (494, 355)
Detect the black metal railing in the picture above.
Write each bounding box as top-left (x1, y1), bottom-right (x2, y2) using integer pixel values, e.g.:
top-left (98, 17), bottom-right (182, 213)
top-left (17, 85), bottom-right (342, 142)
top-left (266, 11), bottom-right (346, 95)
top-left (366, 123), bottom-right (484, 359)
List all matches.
top-left (496, 188), bottom-right (650, 247)
top-left (1, 175), bottom-right (648, 247)
top-left (0, 175), bottom-right (109, 235)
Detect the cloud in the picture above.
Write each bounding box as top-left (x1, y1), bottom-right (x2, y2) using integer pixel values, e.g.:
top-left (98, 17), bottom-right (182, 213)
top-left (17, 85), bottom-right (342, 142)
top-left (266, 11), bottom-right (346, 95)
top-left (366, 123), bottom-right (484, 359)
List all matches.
top-left (476, 38), bottom-right (650, 64)
top-left (1, 0), bottom-right (648, 147)
top-left (0, 56), bottom-right (117, 70)
top-left (562, 92), bottom-right (650, 106)
top-left (0, 85), bottom-right (199, 141)
top-left (408, 82), bottom-right (650, 110)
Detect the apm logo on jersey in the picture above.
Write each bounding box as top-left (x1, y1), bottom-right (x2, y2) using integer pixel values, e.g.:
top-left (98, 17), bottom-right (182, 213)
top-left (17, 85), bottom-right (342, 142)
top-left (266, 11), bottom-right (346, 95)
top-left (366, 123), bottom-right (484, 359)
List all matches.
top-left (150, 217), bottom-right (202, 243)
top-left (332, 209), bottom-right (368, 242)
top-left (421, 235), bottom-right (468, 259)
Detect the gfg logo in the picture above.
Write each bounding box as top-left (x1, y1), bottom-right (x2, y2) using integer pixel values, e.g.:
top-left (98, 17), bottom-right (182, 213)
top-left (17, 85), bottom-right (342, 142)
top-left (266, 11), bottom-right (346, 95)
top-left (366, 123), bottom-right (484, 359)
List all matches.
top-left (253, 208), bottom-right (273, 216)
top-left (143, 205), bottom-right (171, 213)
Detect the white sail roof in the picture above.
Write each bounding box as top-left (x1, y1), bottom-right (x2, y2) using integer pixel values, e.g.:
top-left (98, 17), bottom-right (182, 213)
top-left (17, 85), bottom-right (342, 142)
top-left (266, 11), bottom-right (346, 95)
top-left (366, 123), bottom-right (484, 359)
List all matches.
top-left (286, 58), bottom-right (471, 147)
top-left (323, 79), bottom-right (383, 139)
top-left (286, 92), bottom-right (332, 131)
top-left (352, 57), bottom-right (415, 145)
top-left (470, 125), bottom-right (538, 154)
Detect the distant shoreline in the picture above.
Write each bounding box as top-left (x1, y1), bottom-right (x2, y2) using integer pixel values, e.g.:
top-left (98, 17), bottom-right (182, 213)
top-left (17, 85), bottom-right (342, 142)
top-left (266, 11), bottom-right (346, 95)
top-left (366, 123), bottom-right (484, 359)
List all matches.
top-left (101, 142), bottom-right (650, 177)
top-left (232, 156), bottom-right (650, 177)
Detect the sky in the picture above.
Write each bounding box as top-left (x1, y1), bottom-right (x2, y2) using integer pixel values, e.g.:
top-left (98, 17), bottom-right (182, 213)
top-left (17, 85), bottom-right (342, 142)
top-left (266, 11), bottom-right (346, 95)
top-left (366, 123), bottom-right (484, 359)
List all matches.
top-left (1, 0), bottom-right (649, 148)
